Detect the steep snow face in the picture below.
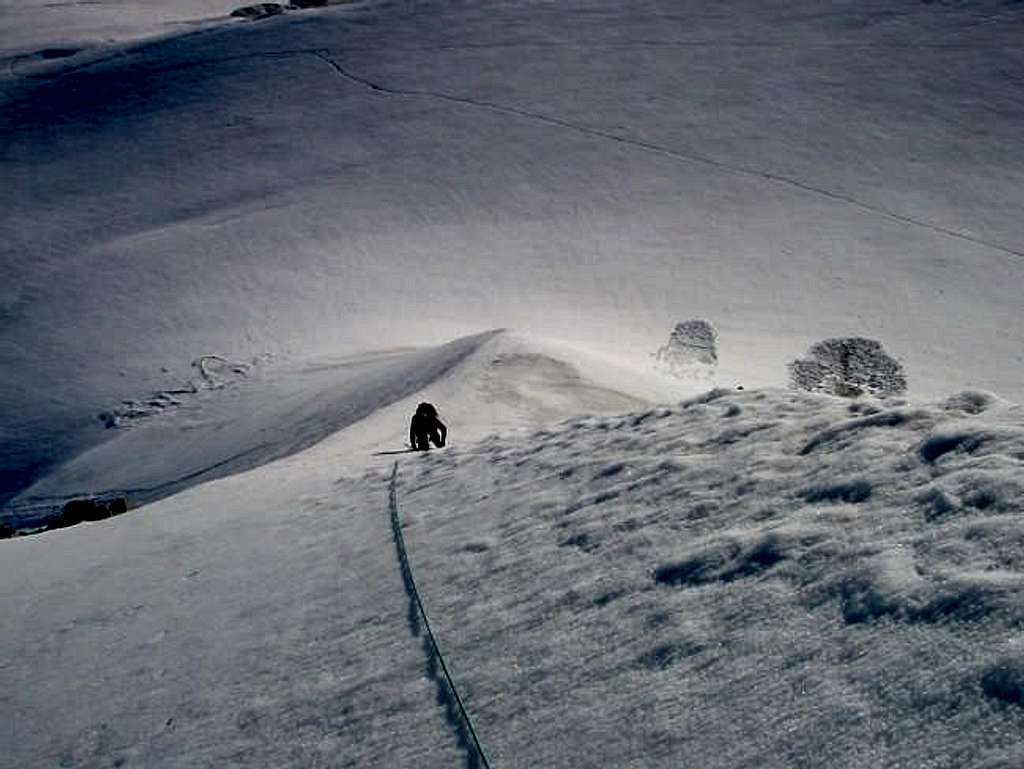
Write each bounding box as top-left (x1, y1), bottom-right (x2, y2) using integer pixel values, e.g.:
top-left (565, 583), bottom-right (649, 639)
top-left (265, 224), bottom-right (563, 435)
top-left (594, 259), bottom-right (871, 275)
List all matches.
top-left (3, 387), bottom-right (1023, 768)
top-left (3, 0), bottom-right (1023, 506)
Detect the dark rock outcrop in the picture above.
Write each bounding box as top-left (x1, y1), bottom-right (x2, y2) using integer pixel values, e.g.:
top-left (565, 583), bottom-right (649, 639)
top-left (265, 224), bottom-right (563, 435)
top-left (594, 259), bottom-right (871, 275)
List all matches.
top-left (49, 497), bottom-right (130, 530)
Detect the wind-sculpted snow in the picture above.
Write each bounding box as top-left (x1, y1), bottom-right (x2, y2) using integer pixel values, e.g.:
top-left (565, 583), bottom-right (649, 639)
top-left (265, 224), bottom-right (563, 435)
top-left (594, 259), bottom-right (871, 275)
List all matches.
top-left (2, 331), bottom-right (500, 529)
top-left (2, 386), bottom-right (1024, 767)
top-left (396, 388), bottom-right (1024, 768)
top-left (2, 0), bottom-right (1024, 760)
top-left (2, 330), bottom-right (668, 532)
top-left (3, 0), bottom-right (1024, 513)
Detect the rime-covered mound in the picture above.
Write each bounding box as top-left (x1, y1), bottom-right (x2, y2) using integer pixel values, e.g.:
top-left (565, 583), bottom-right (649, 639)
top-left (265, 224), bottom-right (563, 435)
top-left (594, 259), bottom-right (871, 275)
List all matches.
top-left (398, 387), bottom-right (1024, 768)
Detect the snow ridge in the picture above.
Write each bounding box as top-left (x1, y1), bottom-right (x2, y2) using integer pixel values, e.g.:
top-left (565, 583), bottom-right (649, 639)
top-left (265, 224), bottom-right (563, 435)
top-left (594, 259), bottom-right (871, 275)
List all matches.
top-left (2, 331), bottom-right (502, 530)
top-left (3, 385), bottom-right (1024, 767)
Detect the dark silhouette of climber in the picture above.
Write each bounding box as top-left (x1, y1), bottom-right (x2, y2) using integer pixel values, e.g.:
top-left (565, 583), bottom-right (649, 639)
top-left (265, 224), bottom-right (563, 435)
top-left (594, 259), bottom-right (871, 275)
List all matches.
top-left (410, 402), bottom-right (447, 451)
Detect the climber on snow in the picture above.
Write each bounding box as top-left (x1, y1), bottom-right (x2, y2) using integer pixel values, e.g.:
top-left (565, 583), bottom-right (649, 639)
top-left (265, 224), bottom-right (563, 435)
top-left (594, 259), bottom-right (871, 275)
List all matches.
top-left (410, 402), bottom-right (447, 451)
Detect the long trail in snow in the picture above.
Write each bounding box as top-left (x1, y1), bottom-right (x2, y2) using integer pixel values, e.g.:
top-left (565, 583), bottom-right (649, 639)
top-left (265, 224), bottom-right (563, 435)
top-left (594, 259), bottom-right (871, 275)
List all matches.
top-left (388, 462), bottom-right (492, 769)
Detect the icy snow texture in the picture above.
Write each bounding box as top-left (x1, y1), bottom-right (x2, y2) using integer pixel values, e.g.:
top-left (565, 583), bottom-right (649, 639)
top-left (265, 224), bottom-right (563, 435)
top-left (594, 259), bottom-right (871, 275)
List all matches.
top-left (395, 387), bottom-right (1024, 768)
top-left (3, 331), bottom-right (675, 528)
top-left (2, 0), bottom-right (1024, 765)
top-left (2, 0), bottom-right (1024, 509)
top-left (3, 386), bottom-right (1024, 768)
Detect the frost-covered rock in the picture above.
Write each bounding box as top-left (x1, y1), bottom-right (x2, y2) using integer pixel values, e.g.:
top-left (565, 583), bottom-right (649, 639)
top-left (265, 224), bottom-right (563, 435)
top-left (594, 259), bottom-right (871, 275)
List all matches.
top-left (230, 3), bottom-right (285, 20)
top-left (654, 320), bottom-right (717, 378)
top-left (789, 336), bottom-right (907, 398)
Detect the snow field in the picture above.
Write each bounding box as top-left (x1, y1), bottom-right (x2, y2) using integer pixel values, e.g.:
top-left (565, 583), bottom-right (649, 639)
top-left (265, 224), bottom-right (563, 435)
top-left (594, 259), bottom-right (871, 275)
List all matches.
top-left (0, 330), bottom-right (684, 764)
top-left (2, 0), bottom-right (1024, 765)
top-left (396, 387), bottom-right (1024, 767)
top-left (3, 330), bottom-right (682, 528)
top-left (4, 0), bottom-right (1024, 510)
top-left (0, 459), bottom-right (466, 768)
top-left (3, 376), bottom-right (1024, 767)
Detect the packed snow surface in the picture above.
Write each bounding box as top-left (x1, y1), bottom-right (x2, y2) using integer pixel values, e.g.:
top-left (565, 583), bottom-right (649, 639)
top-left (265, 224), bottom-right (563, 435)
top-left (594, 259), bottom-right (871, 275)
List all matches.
top-left (5, 330), bottom-right (676, 526)
top-left (3, 386), bottom-right (1024, 768)
top-left (2, 0), bottom-right (1023, 511)
top-left (2, 0), bottom-right (1024, 766)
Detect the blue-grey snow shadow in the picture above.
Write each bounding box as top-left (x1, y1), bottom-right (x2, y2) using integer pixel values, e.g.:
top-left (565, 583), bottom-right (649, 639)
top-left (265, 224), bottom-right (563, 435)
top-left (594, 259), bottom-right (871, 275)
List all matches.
top-left (5, 331), bottom-right (497, 530)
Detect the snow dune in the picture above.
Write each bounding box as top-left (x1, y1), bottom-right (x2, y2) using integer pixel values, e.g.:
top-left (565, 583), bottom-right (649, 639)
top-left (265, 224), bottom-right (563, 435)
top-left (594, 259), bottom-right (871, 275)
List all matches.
top-left (3, 385), bottom-right (1024, 767)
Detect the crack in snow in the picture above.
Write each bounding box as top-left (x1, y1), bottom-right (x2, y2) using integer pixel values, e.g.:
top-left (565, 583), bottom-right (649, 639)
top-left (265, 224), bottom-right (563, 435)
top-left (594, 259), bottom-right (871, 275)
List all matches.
top-left (309, 49), bottom-right (1024, 262)
top-left (19, 43), bottom-right (1022, 261)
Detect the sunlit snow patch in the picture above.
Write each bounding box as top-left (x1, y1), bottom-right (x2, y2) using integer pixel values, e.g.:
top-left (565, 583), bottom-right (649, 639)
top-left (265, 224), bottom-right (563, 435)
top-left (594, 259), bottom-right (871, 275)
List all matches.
top-left (2, 330), bottom-right (685, 533)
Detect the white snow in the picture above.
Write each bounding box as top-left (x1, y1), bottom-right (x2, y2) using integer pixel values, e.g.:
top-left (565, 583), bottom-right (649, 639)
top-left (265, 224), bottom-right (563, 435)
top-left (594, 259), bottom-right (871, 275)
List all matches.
top-left (3, 0), bottom-right (1024, 511)
top-left (2, 0), bottom-right (1024, 766)
top-left (4, 385), bottom-right (1024, 767)
top-left (2, 0), bottom-right (241, 64)
top-left (6, 330), bottom-right (682, 525)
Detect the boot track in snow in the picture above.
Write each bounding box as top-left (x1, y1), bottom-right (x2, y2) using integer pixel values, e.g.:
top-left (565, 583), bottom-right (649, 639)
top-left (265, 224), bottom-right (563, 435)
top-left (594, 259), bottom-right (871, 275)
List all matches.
top-left (388, 461), bottom-right (492, 769)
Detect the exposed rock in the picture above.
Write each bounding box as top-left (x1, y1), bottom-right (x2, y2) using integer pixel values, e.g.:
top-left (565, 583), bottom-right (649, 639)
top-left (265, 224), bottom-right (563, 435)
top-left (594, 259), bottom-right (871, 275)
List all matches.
top-left (50, 497), bottom-right (130, 530)
top-left (655, 320), bottom-right (718, 378)
top-left (231, 4), bottom-right (285, 20)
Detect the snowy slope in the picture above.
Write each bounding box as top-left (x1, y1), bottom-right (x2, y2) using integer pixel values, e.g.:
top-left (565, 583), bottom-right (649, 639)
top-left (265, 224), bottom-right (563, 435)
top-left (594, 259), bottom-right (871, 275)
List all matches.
top-left (2, 0), bottom-right (250, 62)
top-left (4, 330), bottom-right (680, 528)
top-left (399, 386), bottom-right (1024, 767)
top-left (3, 386), bottom-right (1024, 768)
top-left (3, 0), bottom-right (1023, 510)
top-left (3, 1), bottom-right (1024, 765)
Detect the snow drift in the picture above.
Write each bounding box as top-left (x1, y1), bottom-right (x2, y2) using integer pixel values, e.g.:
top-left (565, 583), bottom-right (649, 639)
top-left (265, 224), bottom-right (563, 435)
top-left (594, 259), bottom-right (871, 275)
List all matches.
top-left (3, 386), bottom-right (1024, 768)
top-left (3, 330), bottom-right (682, 531)
top-left (3, 0), bottom-right (1023, 512)
top-left (3, 0), bottom-right (1024, 766)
